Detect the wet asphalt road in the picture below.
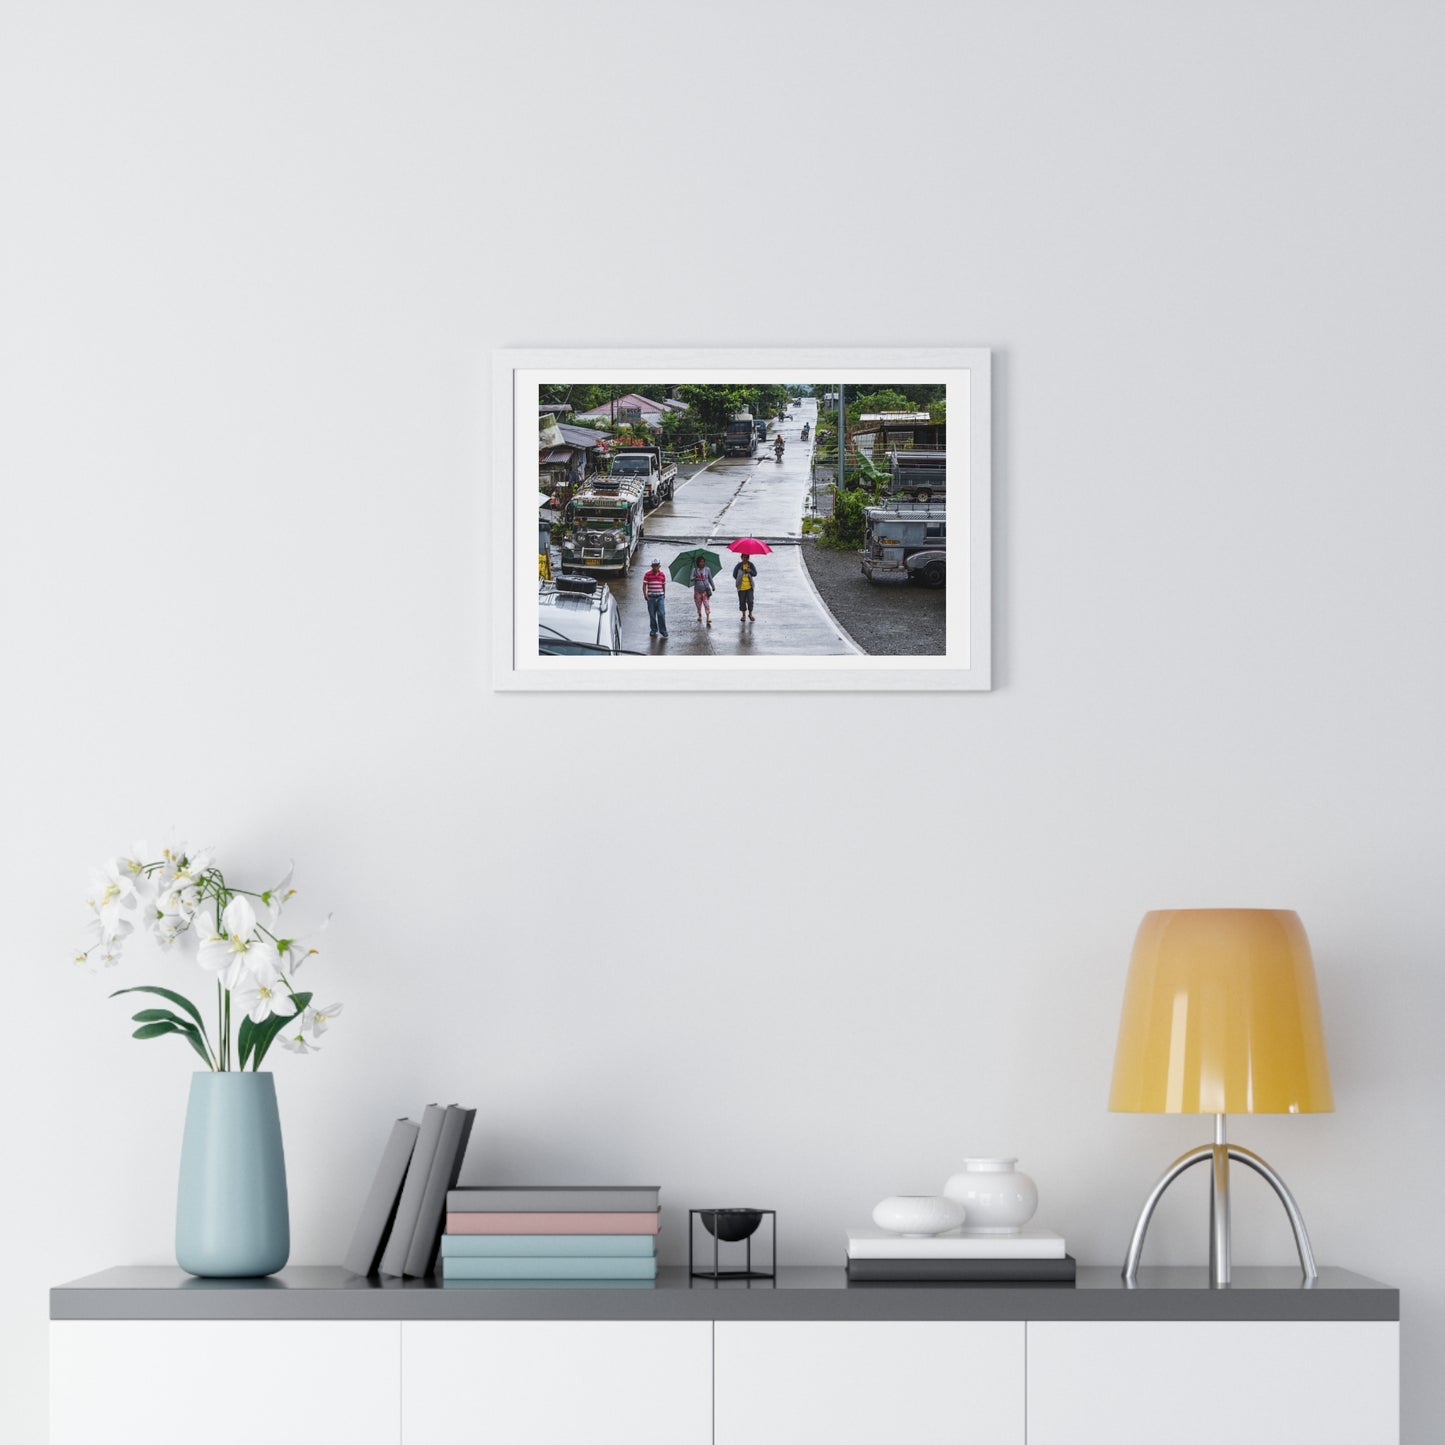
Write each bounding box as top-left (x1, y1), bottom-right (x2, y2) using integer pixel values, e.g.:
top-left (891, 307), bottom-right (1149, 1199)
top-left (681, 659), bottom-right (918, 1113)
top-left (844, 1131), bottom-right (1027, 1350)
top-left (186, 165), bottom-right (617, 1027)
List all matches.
top-left (605, 399), bottom-right (858, 657)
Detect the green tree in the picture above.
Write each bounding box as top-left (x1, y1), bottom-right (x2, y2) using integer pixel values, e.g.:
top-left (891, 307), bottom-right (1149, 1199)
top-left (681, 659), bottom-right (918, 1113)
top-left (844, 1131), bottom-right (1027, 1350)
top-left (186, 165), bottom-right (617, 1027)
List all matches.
top-left (847, 389), bottom-right (915, 423)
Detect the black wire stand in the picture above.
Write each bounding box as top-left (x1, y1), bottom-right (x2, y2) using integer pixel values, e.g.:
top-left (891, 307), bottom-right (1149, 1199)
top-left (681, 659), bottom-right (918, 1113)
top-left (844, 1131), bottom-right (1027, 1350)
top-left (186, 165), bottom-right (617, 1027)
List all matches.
top-left (689, 1209), bottom-right (776, 1282)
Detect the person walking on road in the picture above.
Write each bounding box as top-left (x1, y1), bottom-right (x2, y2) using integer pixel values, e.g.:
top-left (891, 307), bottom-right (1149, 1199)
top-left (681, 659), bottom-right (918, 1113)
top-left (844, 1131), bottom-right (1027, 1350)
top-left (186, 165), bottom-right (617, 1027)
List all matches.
top-left (732, 555), bottom-right (758, 621)
top-left (690, 553), bottom-right (714, 625)
top-left (642, 557), bottom-right (669, 637)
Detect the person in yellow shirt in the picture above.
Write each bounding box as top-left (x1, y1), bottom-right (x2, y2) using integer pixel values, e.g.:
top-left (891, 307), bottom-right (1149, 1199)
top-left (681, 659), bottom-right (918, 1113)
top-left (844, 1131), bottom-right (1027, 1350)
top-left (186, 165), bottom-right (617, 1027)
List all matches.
top-left (732, 556), bottom-right (757, 621)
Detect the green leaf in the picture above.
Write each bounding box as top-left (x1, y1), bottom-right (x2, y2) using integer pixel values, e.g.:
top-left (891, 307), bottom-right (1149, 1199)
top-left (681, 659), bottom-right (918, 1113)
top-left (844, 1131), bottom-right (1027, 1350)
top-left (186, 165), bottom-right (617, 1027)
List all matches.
top-left (131, 1011), bottom-right (215, 1069)
top-left (249, 992), bottom-right (311, 1071)
top-left (131, 1008), bottom-right (191, 1027)
top-left (238, 1015), bottom-right (256, 1070)
top-left (110, 986), bottom-right (209, 1037)
top-left (177, 1027), bottom-right (214, 1068)
top-left (132, 1021), bottom-right (181, 1040)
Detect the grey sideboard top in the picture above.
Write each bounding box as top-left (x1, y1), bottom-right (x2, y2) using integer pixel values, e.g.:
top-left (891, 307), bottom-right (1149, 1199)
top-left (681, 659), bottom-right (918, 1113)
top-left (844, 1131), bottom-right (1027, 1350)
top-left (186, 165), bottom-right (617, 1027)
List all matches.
top-left (51, 1265), bottom-right (1398, 1323)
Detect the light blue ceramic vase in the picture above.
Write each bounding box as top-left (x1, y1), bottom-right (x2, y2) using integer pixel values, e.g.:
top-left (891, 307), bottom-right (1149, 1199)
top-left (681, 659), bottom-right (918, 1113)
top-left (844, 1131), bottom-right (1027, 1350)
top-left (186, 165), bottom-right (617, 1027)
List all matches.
top-left (176, 1071), bottom-right (290, 1277)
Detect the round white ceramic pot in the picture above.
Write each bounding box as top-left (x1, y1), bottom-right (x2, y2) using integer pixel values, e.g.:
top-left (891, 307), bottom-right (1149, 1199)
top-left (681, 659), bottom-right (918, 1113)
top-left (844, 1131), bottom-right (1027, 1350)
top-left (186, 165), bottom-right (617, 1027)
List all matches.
top-left (871, 1195), bottom-right (968, 1237)
top-left (942, 1158), bottom-right (1038, 1235)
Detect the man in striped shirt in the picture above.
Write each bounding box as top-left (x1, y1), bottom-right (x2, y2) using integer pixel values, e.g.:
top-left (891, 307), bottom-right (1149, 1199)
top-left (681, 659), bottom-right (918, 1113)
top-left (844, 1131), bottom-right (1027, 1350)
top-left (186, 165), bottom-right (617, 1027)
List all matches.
top-left (642, 558), bottom-right (669, 638)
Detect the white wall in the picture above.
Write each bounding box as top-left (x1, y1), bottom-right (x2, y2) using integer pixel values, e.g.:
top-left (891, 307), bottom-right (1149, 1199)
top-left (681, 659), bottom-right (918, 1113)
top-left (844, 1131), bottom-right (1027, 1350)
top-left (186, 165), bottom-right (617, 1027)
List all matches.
top-left (3, 1), bottom-right (1442, 1439)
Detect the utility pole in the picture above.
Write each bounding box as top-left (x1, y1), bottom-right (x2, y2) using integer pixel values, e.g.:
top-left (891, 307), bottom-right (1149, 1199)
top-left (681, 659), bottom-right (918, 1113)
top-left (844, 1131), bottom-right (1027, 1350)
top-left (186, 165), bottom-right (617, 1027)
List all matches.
top-left (837, 383), bottom-right (845, 493)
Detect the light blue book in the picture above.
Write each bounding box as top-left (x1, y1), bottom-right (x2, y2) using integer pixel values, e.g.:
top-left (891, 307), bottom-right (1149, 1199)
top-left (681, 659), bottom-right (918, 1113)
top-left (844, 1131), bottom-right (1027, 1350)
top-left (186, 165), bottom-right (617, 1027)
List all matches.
top-left (441, 1234), bottom-right (656, 1259)
top-left (441, 1255), bottom-right (659, 1281)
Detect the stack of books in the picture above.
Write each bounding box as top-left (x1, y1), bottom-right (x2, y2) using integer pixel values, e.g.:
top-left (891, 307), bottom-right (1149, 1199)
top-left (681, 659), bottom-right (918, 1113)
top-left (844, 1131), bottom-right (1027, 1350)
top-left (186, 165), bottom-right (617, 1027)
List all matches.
top-left (845, 1226), bottom-right (1076, 1283)
top-left (441, 1186), bottom-right (662, 1281)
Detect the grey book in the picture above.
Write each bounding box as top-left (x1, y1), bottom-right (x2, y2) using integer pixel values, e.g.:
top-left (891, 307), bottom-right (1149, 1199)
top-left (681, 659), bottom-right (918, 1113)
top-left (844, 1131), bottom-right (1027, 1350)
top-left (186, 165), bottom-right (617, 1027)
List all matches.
top-left (403, 1104), bottom-right (477, 1277)
top-left (845, 1254), bottom-right (1077, 1283)
top-left (446, 1186), bottom-right (660, 1213)
top-left (379, 1104), bottom-right (444, 1277)
top-left (342, 1118), bottom-right (420, 1276)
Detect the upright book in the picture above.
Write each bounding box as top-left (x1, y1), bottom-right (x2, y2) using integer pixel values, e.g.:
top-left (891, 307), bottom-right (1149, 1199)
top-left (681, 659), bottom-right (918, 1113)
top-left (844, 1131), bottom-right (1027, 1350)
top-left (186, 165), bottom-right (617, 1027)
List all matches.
top-left (379, 1104), bottom-right (444, 1277)
top-left (403, 1104), bottom-right (477, 1277)
top-left (342, 1118), bottom-right (420, 1276)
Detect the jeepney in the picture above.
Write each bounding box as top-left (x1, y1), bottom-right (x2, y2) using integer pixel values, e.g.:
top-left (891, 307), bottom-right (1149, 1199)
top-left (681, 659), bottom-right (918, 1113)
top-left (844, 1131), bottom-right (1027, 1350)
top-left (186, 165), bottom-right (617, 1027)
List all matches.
top-left (861, 502), bottom-right (947, 588)
top-left (558, 475), bottom-right (647, 575)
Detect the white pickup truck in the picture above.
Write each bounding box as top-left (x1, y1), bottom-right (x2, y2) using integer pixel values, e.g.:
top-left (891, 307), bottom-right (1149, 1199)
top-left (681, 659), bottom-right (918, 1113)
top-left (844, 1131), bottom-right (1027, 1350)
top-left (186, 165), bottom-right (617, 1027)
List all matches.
top-left (609, 445), bottom-right (676, 507)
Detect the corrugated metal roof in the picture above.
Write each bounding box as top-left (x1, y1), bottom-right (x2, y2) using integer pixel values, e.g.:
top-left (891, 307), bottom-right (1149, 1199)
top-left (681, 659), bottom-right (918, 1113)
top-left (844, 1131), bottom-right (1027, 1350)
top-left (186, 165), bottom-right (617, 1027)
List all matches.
top-left (557, 424), bottom-right (609, 447)
top-left (574, 392), bottom-right (670, 418)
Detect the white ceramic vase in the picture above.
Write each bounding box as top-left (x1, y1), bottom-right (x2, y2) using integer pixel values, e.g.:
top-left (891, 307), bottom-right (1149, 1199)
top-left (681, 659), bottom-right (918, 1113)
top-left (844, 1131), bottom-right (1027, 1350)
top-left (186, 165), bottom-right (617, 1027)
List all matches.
top-left (942, 1158), bottom-right (1038, 1235)
top-left (871, 1195), bottom-right (968, 1237)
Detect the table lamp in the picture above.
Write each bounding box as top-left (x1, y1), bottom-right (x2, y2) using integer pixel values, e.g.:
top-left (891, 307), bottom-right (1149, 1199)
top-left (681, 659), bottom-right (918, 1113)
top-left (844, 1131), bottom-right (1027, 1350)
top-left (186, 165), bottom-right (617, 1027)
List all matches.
top-left (1109, 908), bottom-right (1333, 1287)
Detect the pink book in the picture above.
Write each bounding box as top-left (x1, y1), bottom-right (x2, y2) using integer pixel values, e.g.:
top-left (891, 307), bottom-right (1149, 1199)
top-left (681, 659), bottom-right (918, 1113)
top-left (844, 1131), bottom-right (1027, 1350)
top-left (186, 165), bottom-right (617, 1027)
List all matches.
top-left (446, 1210), bottom-right (661, 1235)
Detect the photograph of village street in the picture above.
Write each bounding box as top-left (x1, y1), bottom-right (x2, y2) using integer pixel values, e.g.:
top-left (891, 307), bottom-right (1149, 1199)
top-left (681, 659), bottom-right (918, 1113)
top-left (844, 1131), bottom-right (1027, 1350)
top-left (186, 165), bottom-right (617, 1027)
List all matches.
top-left (536, 381), bottom-right (954, 660)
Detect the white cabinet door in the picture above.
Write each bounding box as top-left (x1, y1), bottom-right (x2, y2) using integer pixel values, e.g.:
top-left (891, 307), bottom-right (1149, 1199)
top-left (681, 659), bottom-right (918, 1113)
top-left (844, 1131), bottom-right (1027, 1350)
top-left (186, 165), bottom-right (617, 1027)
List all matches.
top-left (1027, 1320), bottom-right (1399, 1445)
top-left (51, 1320), bottom-right (401, 1445)
top-left (714, 1320), bottom-right (1025, 1445)
top-left (401, 1319), bottom-right (711, 1445)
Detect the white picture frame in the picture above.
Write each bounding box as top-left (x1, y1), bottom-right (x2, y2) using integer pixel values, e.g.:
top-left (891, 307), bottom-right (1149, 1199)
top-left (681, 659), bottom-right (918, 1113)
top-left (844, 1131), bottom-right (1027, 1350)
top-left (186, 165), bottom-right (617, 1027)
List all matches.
top-left (493, 347), bottom-right (992, 691)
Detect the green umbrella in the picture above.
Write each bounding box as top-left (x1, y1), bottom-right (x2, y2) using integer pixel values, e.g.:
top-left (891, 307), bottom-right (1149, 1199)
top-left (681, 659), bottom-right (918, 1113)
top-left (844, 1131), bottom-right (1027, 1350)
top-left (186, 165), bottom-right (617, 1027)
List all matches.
top-left (669, 549), bottom-right (724, 587)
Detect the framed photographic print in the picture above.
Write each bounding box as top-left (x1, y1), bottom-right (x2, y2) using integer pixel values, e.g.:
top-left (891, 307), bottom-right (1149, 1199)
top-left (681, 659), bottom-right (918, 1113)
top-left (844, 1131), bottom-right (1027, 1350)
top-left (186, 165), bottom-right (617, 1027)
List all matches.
top-left (493, 347), bottom-right (991, 691)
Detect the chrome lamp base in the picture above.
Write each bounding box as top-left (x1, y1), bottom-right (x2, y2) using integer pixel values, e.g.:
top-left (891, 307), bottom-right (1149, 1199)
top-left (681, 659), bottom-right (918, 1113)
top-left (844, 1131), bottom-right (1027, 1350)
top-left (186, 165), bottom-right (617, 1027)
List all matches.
top-left (1122, 1115), bottom-right (1319, 1288)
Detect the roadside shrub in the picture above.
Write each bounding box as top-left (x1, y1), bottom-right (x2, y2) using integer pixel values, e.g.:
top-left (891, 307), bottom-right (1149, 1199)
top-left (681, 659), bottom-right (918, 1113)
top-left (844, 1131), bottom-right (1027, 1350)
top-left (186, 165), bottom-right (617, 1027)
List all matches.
top-left (820, 486), bottom-right (868, 549)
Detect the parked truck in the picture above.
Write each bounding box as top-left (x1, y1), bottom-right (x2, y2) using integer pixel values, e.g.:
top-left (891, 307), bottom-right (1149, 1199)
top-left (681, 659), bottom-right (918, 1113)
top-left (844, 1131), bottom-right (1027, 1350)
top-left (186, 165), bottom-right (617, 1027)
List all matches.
top-left (887, 448), bottom-right (946, 503)
top-left (609, 445), bottom-right (676, 507)
top-left (724, 413), bottom-right (758, 456)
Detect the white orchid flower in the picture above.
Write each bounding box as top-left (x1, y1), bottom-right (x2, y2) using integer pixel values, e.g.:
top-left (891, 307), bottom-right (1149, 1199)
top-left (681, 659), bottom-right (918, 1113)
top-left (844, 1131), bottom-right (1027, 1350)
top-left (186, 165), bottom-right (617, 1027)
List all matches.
top-left (153, 887), bottom-right (203, 949)
top-left (261, 862), bottom-right (297, 924)
top-left (74, 913), bottom-right (124, 968)
top-left (78, 908), bottom-right (134, 973)
top-left (154, 840), bottom-right (187, 885)
top-left (86, 860), bottom-right (138, 934)
top-left (155, 880), bottom-right (200, 926)
top-left (171, 846), bottom-right (214, 887)
top-left (307, 1001), bottom-right (343, 1036)
top-left (156, 841), bottom-right (213, 889)
top-left (244, 937), bottom-right (283, 986)
top-left (274, 1015), bottom-right (321, 1054)
top-left (116, 843), bottom-right (155, 897)
top-left (195, 896), bottom-right (264, 990)
top-left (233, 976), bottom-right (296, 1023)
top-left (273, 913), bottom-right (331, 974)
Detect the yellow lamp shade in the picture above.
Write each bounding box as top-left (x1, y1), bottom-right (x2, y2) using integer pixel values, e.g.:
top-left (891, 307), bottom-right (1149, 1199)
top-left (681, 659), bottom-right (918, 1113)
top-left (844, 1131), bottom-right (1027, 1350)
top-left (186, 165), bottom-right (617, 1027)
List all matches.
top-left (1109, 908), bottom-right (1333, 1115)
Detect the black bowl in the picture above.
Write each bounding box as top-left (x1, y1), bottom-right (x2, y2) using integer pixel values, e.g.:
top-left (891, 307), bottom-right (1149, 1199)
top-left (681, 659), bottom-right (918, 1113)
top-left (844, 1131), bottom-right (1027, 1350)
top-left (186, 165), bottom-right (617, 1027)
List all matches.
top-left (700, 1208), bottom-right (763, 1242)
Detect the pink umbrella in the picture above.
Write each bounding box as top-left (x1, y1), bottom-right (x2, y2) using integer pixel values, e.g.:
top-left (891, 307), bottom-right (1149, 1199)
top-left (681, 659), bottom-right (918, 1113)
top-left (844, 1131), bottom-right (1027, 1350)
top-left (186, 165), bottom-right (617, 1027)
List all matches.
top-left (727, 538), bottom-right (773, 555)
